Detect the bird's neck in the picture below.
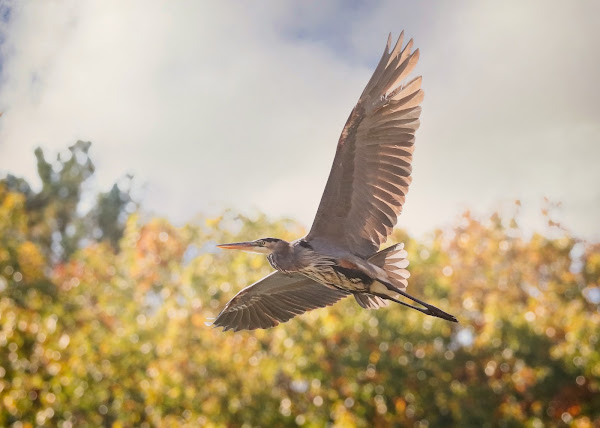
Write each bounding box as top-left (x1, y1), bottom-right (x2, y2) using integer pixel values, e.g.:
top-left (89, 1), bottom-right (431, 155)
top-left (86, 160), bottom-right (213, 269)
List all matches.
top-left (267, 241), bottom-right (298, 273)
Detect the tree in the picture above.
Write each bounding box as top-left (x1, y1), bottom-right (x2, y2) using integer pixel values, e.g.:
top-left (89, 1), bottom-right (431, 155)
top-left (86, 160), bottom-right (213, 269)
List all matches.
top-left (1, 141), bottom-right (136, 262)
top-left (1, 145), bottom-right (598, 427)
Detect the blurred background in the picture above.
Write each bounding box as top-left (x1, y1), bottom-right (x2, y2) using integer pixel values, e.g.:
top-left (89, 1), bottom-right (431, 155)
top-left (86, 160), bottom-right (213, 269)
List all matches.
top-left (1, 1), bottom-right (599, 427)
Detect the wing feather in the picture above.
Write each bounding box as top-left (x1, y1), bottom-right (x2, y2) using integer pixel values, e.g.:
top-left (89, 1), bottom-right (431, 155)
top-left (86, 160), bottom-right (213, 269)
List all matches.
top-left (354, 293), bottom-right (390, 310)
top-left (212, 271), bottom-right (349, 331)
top-left (246, 307), bottom-right (260, 329)
top-left (307, 33), bottom-right (423, 257)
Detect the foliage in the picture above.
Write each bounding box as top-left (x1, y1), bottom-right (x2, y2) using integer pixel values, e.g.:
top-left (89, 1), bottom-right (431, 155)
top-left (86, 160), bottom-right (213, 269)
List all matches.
top-left (1, 141), bottom-right (136, 262)
top-left (1, 146), bottom-right (599, 427)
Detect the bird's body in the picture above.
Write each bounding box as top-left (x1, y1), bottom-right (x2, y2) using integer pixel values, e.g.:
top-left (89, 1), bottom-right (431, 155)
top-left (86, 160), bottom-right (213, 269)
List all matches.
top-left (267, 239), bottom-right (370, 292)
top-left (213, 32), bottom-right (458, 331)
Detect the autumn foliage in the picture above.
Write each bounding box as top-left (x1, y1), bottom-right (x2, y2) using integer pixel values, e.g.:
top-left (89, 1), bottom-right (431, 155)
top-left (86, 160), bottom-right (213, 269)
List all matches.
top-left (1, 145), bottom-right (599, 427)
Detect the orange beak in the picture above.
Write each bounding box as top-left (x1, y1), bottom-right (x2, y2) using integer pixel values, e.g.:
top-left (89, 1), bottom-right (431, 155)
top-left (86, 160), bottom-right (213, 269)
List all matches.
top-left (217, 241), bottom-right (269, 254)
top-left (216, 242), bottom-right (256, 250)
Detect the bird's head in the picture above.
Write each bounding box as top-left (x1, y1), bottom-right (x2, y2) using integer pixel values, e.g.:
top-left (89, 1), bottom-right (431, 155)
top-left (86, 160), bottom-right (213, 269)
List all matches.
top-left (217, 238), bottom-right (286, 255)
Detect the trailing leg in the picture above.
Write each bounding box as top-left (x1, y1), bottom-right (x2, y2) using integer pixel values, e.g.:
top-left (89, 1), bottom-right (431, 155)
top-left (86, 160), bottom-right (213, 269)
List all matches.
top-left (371, 292), bottom-right (431, 315)
top-left (371, 280), bottom-right (458, 323)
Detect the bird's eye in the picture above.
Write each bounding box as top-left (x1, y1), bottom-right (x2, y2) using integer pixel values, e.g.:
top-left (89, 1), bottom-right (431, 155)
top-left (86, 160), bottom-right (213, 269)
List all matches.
top-left (256, 240), bottom-right (265, 246)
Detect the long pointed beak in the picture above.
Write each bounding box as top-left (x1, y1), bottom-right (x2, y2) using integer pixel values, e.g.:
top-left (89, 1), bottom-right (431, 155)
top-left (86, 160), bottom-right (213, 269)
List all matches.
top-left (216, 242), bottom-right (256, 251)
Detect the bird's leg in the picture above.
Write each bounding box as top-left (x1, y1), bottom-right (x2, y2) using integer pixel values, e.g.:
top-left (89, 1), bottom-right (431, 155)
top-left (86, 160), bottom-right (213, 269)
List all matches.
top-left (377, 280), bottom-right (458, 323)
top-left (372, 292), bottom-right (432, 315)
top-left (380, 293), bottom-right (458, 323)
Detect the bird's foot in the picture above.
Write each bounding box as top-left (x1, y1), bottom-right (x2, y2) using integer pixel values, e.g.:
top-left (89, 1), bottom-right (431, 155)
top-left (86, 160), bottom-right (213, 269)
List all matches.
top-left (425, 306), bottom-right (458, 323)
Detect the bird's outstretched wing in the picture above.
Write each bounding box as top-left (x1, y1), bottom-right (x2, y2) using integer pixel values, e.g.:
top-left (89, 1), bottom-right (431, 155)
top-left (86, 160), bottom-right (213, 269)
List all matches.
top-left (212, 271), bottom-right (349, 331)
top-left (307, 33), bottom-right (423, 258)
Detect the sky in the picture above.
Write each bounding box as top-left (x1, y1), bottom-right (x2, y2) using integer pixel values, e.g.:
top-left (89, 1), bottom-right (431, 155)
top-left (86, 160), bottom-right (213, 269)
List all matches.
top-left (0, 1), bottom-right (599, 239)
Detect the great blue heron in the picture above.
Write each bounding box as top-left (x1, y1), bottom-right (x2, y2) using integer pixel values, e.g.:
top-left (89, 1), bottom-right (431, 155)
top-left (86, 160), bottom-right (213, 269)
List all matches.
top-left (213, 33), bottom-right (457, 331)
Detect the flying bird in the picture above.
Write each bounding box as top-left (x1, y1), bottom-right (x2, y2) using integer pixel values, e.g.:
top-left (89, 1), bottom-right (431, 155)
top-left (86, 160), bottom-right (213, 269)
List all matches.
top-left (213, 33), bottom-right (457, 331)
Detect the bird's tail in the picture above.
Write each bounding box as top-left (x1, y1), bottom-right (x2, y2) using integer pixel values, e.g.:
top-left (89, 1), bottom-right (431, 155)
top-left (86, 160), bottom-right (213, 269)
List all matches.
top-left (353, 243), bottom-right (410, 310)
top-left (366, 243), bottom-right (458, 323)
top-left (368, 243), bottom-right (410, 292)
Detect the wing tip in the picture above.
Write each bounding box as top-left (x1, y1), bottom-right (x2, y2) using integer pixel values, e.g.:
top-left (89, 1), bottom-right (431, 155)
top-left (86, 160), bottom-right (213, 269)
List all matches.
top-left (393, 31), bottom-right (404, 48)
top-left (411, 48), bottom-right (420, 63)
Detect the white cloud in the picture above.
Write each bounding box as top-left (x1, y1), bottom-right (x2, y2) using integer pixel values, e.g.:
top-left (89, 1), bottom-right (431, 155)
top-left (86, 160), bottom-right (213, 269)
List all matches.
top-left (0, 1), bottom-right (598, 239)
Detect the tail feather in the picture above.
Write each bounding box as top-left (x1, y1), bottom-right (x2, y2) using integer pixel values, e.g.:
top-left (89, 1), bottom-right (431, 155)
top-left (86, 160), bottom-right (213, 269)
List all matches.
top-left (368, 243), bottom-right (410, 291)
top-left (353, 243), bottom-right (410, 310)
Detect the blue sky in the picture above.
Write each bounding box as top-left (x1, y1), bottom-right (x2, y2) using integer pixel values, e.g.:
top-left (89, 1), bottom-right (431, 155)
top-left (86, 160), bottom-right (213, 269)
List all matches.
top-left (0, 1), bottom-right (599, 239)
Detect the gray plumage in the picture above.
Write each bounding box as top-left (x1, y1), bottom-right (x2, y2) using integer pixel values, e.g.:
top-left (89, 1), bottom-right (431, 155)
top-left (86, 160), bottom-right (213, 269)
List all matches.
top-left (307, 32), bottom-right (422, 258)
top-left (212, 271), bottom-right (349, 332)
top-left (213, 33), bottom-right (457, 332)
